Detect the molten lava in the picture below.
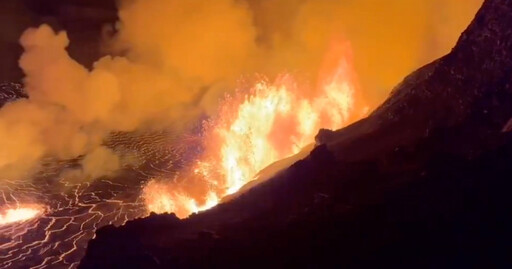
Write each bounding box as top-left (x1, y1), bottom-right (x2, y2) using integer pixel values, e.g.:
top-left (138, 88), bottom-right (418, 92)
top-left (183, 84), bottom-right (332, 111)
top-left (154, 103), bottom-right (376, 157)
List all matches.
top-left (0, 204), bottom-right (44, 226)
top-left (143, 42), bottom-right (367, 218)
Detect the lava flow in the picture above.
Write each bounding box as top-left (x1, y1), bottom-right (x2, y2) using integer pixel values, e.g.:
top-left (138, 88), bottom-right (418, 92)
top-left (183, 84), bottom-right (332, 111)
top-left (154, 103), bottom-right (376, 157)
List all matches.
top-left (0, 129), bottom-right (187, 269)
top-left (143, 42), bottom-right (368, 218)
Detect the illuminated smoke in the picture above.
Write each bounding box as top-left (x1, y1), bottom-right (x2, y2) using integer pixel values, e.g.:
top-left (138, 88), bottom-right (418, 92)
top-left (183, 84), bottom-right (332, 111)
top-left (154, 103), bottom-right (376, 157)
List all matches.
top-left (0, 0), bottom-right (482, 183)
top-left (0, 1), bottom-right (485, 266)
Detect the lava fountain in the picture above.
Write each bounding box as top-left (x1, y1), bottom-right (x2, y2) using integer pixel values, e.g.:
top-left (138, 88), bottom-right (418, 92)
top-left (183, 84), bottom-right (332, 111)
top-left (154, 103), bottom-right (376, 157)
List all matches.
top-left (143, 42), bottom-right (368, 218)
top-left (0, 204), bottom-right (44, 226)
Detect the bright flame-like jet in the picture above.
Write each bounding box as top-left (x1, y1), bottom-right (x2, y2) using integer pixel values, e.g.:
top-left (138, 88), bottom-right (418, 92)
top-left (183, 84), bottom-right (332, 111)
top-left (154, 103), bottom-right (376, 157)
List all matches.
top-left (143, 41), bottom-right (369, 218)
top-left (0, 204), bottom-right (44, 226)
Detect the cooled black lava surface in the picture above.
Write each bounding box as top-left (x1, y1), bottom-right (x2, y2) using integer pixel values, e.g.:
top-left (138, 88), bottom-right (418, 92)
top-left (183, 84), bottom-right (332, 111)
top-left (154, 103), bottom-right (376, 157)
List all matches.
top-left (80, 0), bottom-right (512, 268)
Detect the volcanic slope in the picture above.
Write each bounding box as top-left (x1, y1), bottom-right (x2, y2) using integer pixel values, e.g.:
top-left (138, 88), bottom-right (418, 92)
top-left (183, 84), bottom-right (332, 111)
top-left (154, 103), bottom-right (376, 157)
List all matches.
top-left (79, 0), bottom-right (512, 268)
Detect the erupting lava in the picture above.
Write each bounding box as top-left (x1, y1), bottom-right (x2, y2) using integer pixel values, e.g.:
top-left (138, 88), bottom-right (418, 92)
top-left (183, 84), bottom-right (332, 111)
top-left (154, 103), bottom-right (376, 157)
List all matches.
top-left (0, 204), bottom-right (44, 226)
top-left (144, 42), bottom-right (367, 218)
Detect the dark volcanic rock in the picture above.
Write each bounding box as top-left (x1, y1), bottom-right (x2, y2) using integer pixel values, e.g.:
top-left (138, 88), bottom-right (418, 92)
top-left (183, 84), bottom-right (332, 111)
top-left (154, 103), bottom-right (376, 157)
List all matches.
top-left (80, 0), bottom-right (512, 268)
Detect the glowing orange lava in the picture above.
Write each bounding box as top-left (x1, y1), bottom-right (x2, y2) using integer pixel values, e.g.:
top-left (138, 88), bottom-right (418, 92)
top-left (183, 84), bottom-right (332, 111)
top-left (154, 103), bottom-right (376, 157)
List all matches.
top-left (0, 204), bottom-right (44, 226)
top-left (143, 42), bottom-right (368, 218)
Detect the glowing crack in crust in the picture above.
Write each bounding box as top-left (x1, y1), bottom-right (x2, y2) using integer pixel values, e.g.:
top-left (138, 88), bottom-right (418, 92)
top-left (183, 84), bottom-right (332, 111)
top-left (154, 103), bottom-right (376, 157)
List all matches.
top-left (0, 130), bottom-right (189, 269)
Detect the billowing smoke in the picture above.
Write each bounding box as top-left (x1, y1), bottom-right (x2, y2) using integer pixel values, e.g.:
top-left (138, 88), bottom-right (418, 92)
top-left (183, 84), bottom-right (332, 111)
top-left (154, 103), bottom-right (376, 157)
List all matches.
top-left (0, 0), bottom-right (482, 180)
top-left (245, 0), bottom-right (484, 104)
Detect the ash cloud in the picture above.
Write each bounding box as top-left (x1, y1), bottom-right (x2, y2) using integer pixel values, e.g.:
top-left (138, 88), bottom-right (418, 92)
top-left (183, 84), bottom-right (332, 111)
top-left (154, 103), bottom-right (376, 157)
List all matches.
top-left (0, 0), bottom-right (482, 180)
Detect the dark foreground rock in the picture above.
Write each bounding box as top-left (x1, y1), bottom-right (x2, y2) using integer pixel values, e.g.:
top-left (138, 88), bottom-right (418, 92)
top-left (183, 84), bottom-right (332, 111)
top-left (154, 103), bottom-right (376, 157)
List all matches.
top-left (80, 0), bottom-right (512, 268)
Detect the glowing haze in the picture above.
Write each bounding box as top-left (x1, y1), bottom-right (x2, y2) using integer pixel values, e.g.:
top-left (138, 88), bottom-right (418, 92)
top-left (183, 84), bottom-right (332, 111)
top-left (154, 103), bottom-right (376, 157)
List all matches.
top-left (0, 0), bottom-right (482, 215)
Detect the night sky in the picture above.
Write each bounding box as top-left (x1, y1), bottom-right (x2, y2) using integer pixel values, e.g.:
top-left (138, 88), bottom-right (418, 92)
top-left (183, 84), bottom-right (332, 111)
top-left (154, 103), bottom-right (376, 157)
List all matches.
top-left (0, 0), bottom-right (117, 82)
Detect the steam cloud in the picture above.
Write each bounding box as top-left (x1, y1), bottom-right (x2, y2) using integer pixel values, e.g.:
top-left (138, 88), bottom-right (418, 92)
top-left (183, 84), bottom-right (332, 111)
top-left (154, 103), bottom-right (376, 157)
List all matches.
top-left (0, 0), bottom-right (482, 180)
